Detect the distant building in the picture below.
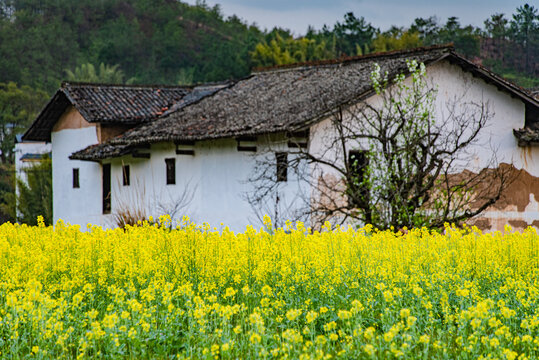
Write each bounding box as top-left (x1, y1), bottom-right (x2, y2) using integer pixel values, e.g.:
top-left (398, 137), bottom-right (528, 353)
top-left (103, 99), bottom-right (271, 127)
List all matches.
top-left (14, 134), bottom-right (51, 188)
top-left (14, 135), bottom-right (51, 219)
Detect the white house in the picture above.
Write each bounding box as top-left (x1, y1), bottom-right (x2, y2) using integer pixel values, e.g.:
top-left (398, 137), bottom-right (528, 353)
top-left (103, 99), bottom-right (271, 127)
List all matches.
top-left (23, 45), bottom-right (539, 231)
top-left (21, 82), bottom-right (224, 226)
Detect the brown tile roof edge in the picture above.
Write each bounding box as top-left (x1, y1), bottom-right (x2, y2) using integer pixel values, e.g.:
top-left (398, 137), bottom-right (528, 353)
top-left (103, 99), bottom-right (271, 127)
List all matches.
top-left (253, 43), bottom-right (455, 73)
top-left (60, 81), bottom-right (194, 90)
top-left (59, 80), bottom-right (232, 90)
top-left (22, 90), bottom-right (71, 142)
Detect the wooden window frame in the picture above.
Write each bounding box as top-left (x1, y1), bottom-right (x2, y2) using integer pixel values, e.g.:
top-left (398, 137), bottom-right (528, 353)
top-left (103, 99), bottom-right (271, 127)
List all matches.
top-left (525, 103), bottom-right (539, 129)
top-left (287, 130), bottom-right (309, 149)
top-left (175, 140), bottom-right (195, 155)
top-left (72, 168), bottom-right (80, 188)
top-left (236, 136), bottom-right (257, 152)
top-left (276, 152), bottom-right (288, 182)
top-left (102, 163), bottom-right (111, 214)
top-left (122, 165), bottom-right (130, 186)
top-left (165, 158), bottom-right (176, 185)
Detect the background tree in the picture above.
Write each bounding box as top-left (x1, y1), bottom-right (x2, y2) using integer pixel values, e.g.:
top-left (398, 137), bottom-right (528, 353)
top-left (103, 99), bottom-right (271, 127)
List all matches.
top-left (0, 82), bottom-right (48, 164)
top-left (410, 16), bottom-right (440, 44)
top-left (0, 0), bottom-right (537, 91)
top-left (250, 33), bottom-right (334, 68)
top-left (510, 4), bottom-right (539, 73)
top-left (484, 13), bottom-right (508, 43)
top-left (0, 82), bottom-right (48, 223)
top-left (0, 163), bottom-right (14, 223)
top-left (15, 156), bottom-right (52, 225)
top-left (248, 61), bottom-right (513, 230)
top-left (483, 6), bottom-right (539, 88)
top-left (0, 0), bottom-right (265, 92)
top-left (333, 12), bottom-right (378, 56)
top-left (437, 17), bottom-right (480, 57)
top-left (371, 26), bottom-right (423, 53)
top-left (65, 63), bottom-right (135, 84)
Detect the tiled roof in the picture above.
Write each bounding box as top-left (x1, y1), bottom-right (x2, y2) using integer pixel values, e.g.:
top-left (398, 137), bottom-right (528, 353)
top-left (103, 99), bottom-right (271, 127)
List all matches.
top-left (71, 45), bottom-right (451, 160)
top-left (70, 44), bottom-right (539, 161)
top-left (63, 83), bottom-right (191, 123)
top-left (22, 83), bottom-right (197, 142)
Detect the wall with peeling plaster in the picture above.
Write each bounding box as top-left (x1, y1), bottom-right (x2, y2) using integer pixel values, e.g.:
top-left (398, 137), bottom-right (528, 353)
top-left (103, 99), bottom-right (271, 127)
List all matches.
top-left (310, 60), bottom-right (534, 232)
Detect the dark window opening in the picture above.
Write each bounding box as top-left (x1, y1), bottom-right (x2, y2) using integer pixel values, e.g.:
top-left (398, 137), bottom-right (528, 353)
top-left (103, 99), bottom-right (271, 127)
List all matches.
top-left (73, 168), bottom-right (79, 188)
top-left (122, 165), bottom-right (130, 186)
top-left (166, 158), bottom-right (176, 185)
top-left (287, 130), bottom-right (309, 148)
top-left (525, 103), bottom-right (539, 130)
top-left (175, 140), bottom-right (195, 155)
top-left (276, 152), bottom-right (288, 182)
top-left (237, 137), bottom-right (257, 152)
top-left (348, 150), bottom-right (369, 208)
top-left (102, 163), bottom-right (111, 214)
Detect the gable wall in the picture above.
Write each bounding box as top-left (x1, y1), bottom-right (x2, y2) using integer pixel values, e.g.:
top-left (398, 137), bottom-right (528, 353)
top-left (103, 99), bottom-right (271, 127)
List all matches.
top-left (52, 106), bottom-right (95, 132)
top-left (424, 61), bottom-right (539, 231)
top-left (51, 106), bottom-right (108, 227)
top-left (97, 124), bottom-right (133, 143)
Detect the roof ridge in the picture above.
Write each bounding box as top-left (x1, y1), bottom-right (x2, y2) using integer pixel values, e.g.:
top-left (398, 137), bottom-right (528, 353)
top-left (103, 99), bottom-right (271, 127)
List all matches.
top-left (253, 43), bottom-right (454, 74)
top-left (61, 81), bottom-right (195, 90)
top-left (60, 80), bottom-right (233, 90)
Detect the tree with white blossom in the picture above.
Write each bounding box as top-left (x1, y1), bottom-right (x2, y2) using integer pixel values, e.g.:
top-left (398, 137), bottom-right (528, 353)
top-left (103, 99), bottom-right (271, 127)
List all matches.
top-left (248, 61), bottom-right (514, 229)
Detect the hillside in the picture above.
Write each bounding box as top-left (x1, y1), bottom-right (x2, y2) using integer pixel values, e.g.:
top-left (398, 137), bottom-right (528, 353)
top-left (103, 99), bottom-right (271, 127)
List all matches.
top-left (0, 0), bottom-right (263, 93)
top-left (0, 1), bottom-right (537, 96)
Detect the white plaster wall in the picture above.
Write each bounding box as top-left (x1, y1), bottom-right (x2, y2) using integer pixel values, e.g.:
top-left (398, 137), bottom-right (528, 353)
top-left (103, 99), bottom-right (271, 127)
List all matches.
top-left (107, 137), bottom-right (308, 231)
top-left (427, 61), bottom-right (526, 172)
top-left (52, 127), bottom-right (107, 228)
top-left (419, 62), bottom-right (536, 229)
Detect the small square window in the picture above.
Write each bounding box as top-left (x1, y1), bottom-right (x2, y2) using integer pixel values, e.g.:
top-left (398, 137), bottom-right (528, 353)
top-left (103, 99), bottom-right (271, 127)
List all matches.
top-left (165, 158), bottom-right (175, 185)
top-left (73, 168), bottom-right (80, 188)
top-left (122, 165), bottom-right (130, 186)
top-left (276, 152), bottom-right (287, 182)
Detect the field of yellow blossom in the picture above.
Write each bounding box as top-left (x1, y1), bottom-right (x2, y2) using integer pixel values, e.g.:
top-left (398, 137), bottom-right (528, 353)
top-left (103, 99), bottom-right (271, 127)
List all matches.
top-left (0, 216), bottom-right (538, 359)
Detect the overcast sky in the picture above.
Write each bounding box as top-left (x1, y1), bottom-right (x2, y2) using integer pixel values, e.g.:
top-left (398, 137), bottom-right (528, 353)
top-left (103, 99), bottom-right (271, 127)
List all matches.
top-left (184, 0), bottom-right (528, 35)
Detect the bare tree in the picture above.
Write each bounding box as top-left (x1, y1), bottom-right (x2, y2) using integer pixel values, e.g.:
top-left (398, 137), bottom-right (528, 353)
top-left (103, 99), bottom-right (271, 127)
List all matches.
top-left (245, 159), bottom-right (311, 229)
top-left (156, 179), bottom-right (198, 222)
top-left (113, 175), bottom-right (197, 228)
top-left (112, 177), bottom-right (148, 228)
top-left (247, 61), bottom-right (515, 230)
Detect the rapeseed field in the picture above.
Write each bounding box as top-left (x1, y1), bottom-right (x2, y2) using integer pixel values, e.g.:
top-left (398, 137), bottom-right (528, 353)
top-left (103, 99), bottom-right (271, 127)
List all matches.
top-left (0, 215), bottom-right (538, 359)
